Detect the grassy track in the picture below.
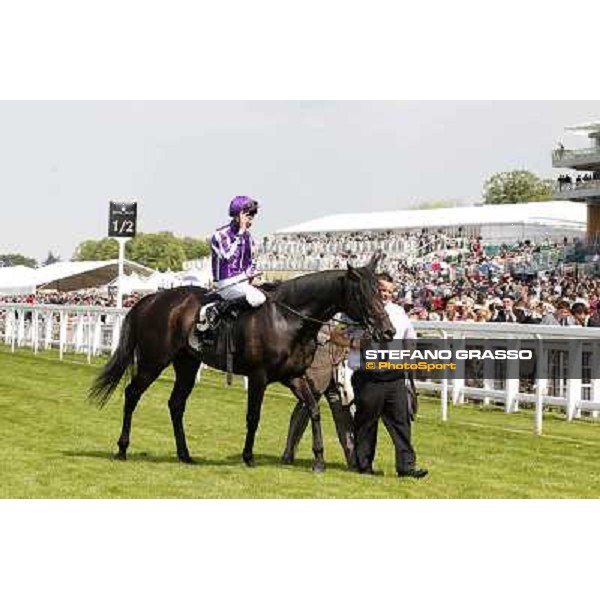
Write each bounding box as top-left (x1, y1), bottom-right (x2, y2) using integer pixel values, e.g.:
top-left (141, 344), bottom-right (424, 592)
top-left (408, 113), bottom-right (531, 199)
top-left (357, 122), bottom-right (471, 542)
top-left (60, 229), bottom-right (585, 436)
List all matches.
top-left (2, 345), bottom-right (600, 498)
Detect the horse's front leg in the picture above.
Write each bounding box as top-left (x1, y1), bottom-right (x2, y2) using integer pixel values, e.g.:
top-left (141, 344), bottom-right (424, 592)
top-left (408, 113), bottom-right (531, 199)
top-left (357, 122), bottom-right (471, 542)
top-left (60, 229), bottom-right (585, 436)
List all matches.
top-left (288, 377), bottom-right (325, 473)
top-left (242, 372), bottom-right (268, 467)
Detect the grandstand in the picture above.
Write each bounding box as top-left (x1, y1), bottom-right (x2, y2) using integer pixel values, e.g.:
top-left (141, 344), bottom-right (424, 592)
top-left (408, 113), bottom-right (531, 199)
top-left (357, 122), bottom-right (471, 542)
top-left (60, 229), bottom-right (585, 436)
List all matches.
top-left (259, 201), bottom-right (585, 276)
top-left (552, 121), bottom-right (600, 243)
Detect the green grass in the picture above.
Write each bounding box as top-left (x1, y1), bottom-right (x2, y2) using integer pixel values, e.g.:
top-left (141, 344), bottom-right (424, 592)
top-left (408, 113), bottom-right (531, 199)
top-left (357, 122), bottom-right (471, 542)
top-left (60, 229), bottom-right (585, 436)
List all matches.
top-left (2, 345), bottom-right (600, 498)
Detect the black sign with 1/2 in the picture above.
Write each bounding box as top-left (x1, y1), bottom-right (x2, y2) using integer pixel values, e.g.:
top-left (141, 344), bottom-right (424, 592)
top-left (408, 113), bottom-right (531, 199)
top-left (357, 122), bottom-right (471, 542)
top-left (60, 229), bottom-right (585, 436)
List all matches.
top-left (108, 201), bottom-right (137, 238)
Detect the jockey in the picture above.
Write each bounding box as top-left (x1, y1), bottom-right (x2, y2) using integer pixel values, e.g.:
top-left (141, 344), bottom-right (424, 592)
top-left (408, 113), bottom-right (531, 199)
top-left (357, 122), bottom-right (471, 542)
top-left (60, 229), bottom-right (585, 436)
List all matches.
top-left (205, 195), bottom-right (267, 326)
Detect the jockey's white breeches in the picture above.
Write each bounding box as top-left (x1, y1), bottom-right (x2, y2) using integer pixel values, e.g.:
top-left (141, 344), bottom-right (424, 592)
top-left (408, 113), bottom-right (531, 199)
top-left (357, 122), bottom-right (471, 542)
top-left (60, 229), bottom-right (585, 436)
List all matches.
top-left (215, 274), bottom-right (267, 307)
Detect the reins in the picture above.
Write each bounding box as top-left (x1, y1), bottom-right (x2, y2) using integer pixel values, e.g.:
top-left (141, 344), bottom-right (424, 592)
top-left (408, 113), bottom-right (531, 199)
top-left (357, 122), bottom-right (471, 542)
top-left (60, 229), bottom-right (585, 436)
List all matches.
top-left (272, 298), bottom-right (361, 328)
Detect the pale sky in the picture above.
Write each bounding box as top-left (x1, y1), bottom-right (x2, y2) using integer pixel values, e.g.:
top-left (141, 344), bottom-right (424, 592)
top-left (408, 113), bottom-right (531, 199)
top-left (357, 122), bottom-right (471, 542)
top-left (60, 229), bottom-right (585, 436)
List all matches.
top-left (1, 100), bottom-right (598, 262)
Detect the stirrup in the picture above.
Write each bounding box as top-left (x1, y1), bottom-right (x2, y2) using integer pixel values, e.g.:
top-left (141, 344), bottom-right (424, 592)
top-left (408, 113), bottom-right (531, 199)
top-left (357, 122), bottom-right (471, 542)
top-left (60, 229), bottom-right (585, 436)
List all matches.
top-left (197, 302), bottom-right (219, 332)
top-left (205, 304), bottom-right (221, 328)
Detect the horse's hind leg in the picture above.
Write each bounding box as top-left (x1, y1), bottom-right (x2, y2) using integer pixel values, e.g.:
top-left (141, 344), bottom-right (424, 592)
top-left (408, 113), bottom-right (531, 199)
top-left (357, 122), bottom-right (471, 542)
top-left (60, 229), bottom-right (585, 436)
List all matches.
top-left (169, 351), bottom-right (201, 463)
top-left (116, 367), bottom-right (160, 460)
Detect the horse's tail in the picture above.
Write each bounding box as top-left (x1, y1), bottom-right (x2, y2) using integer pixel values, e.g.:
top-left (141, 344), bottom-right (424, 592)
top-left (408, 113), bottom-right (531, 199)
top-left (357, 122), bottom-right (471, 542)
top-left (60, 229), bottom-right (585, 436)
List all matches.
top-left (89, 308), bottom-right (137, 407)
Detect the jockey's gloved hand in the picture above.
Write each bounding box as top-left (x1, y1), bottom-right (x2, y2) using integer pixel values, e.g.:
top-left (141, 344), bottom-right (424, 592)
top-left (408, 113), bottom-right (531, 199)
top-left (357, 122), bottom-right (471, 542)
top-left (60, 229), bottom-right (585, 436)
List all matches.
top-left (245, 266), bottom-right (262, 279)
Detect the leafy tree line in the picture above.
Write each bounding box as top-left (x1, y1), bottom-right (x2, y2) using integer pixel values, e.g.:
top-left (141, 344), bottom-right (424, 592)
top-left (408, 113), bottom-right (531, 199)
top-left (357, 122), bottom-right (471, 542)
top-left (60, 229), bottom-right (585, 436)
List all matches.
top-left (72, 232), bottom-right (210, 271)
top-left (482, 170), bottom-right (553, 205)
top-left (0, 251), bottom-right (61, 268)
top-left (0, 253), bottom-right (38, 268)
top-left (410, 170), bottom-right (553, 209)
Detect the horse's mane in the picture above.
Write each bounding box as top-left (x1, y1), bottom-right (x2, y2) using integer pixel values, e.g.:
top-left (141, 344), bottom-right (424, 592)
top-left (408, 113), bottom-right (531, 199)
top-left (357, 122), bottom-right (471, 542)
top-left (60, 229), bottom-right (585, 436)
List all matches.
top-left (267, 270), bottom-right (344, 303)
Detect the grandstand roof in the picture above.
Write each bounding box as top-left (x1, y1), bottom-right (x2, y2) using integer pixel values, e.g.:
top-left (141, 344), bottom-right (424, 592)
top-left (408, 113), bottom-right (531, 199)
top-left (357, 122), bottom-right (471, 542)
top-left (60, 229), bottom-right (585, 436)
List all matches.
top-left (565, 122), bottom-right (600, 135)
top-left (276, 201), bottom-right (586, 235)
top-left (35, 260), bottom-right (155, 292)
top-left (0, 260), bottom-right (155, 295)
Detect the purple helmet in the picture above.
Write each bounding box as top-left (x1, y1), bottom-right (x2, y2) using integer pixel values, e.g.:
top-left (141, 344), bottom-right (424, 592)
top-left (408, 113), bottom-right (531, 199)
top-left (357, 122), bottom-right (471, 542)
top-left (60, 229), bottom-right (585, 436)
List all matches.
top-left (229, 195), bottom-right (259, 217)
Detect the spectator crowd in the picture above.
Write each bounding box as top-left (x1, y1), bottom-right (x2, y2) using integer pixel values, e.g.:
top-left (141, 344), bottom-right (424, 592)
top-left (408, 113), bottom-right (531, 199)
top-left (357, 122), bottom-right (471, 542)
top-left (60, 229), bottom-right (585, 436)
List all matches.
top-left (260, 229), bottom-right (600, 327)
top-left (0, 290), bottom-right (145, 308)
top-left (3, 227), bottom-right (600, 327)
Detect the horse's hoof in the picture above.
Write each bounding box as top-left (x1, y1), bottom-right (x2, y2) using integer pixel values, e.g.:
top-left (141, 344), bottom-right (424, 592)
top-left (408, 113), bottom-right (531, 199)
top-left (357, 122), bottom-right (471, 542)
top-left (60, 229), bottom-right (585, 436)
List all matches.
top-left (281, 452), bottom-right (294, 465)
top-left (346, 459), bottom-right (358, 471)
top-left (243, 456), bottom-right (255, 468)
top-left (113, 452), bottom-right (127, 461)
top-left (179, 455), bottom-right (194, 464)
top-left (312, 462), bottom-right (326, 474)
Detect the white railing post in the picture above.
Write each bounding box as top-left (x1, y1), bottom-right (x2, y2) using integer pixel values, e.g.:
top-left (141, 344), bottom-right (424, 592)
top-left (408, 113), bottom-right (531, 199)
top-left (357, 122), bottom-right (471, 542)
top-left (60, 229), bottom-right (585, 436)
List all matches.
top-left (32, 308), bottom-right (39, 354)
top-left (92, 313), bottom-right (103, 356)
top-left (74, 314), bottom-right (85, 353)
top-left (566, 340), bottom-right (583, 421)
top-left (17, 310), bottom-right (25, 348)
top-left (591, 342), bottom-right (600, 419)
top-left (482, 339), bottom-right (495, 407)
top-left (7, 310), bottom-right (15, 349)
top-left (437, 329), bottom-right (449, 422)
top-left (111, 314), bottom-right (122, 354)
top-left (441, 375), bottom-right (449, 422)
top-left (59, 309), bottom-right (67, 360)
top-left (44, 311), bottom-right (54, 350)
top-left (534, 335), bottom-right (548, 435)
top-left (505, 339), bottom-right (520, 413)
top-left (452, 334), bottom-right (465, 405)
top-left (86, 311), bottom-right (92, 364)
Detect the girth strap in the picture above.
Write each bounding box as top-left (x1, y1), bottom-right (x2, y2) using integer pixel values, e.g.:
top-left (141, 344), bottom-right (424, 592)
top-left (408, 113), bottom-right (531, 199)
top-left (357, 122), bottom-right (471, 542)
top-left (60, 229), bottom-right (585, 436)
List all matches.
top-left (225, 319), bottom-right (236, 386)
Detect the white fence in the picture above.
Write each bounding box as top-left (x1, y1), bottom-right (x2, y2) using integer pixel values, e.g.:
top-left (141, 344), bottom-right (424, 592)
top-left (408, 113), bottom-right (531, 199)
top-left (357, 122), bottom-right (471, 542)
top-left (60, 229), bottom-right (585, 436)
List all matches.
top-left (414, 321), bottom-right (600, 434)
top-left (3, 303), bottom-right (600, 434)
top-left (0, 303), bottom-right (128, 362)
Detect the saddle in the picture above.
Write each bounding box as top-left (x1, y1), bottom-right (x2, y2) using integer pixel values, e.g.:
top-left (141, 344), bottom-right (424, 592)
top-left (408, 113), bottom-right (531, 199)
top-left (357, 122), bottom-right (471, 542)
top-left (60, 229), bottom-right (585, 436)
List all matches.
top-left (190, 292), bottom-right (243, 386)
top-left (190, 285), bottom-right (274, 384)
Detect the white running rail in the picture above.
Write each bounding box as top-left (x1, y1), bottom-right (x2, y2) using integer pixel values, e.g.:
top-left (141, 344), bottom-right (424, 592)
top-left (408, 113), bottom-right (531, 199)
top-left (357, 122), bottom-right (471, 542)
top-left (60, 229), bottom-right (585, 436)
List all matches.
top-left (3, 303), bottom-right (600, 433)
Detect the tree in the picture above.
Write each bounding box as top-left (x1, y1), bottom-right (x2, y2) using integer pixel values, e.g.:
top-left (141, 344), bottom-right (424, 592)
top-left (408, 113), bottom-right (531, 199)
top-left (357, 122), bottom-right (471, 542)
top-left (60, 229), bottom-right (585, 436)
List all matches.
top-left (72, 232), bottom-right (209, 271)
top-left (72, 238), bottom-right (119, 261)
top-left (483, 170), bottom-right (553, 205)
top-left (0, 253), bottom-right (37, 268)
top-left (42, 250), bottom-right (61, 266)
top-left (125, 232), bottom-right (187, 271)
top-left (180, 237), bottom-right (210, 260)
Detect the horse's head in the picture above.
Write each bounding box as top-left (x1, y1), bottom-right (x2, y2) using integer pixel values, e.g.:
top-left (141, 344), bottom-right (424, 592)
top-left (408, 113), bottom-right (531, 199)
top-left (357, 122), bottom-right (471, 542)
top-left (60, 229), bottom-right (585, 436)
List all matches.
top-left (342, 251), bottom-right (395, 341)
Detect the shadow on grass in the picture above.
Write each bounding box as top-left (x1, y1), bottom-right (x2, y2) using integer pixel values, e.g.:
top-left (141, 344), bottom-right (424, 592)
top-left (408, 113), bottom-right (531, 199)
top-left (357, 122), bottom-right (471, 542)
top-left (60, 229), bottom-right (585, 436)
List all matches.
top-left (61, 450), bottom-right (351, 472)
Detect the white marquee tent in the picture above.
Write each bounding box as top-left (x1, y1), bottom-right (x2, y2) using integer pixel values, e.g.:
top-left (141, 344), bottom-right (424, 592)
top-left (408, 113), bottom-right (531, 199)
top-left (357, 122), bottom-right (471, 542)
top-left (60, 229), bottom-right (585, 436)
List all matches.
top-left (0, 265), bottom-right (37, 295)
top-left (276, 201), bottom-right (586, 241)
top-left (0, 260), bottom-right (155, 296)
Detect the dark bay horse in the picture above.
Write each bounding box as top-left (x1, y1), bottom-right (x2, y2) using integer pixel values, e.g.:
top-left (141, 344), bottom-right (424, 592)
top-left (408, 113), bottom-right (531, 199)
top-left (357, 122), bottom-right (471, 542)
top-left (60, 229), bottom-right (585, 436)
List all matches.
top-left (89, 253), bottom-right (394, 471)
